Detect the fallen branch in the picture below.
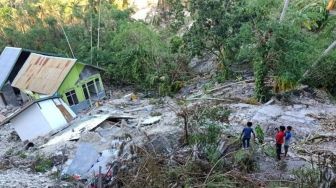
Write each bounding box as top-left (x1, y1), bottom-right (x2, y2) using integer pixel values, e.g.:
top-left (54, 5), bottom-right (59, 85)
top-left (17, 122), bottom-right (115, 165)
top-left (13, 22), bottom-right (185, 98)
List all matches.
top-left (208, 79), bottom-right (255, 93)
top-left (190, 79), bottom-right (255, 98)
top-left (279, 0), bottom-right (290, 22)
top-left (186, 97), bottom-right (241, 103)
top-left (302, 40), bottom-right (336, 79)
top-left (307, 135), bottom-right (336, 143)
top-left (203, 150), bottom-right (241, 185)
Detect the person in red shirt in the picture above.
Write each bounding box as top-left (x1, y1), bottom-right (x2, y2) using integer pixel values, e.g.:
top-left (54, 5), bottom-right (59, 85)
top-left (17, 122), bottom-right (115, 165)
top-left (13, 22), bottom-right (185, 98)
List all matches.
top-left (275, 126), bottom-right (286, 160)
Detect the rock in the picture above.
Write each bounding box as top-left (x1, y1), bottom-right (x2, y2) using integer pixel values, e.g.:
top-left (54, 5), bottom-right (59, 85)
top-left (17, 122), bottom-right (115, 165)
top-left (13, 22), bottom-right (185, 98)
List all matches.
top-left (8, 131), bottom-right (20, 142)
top-left (141, 116), bottom-right (161, 126)
top-left (0, 158), bottom-right (11, 170)
top-left (145, 135), bottom-right (172, 155)
top-left (79, 132), bottom-right (103, 143)
top-left (51, 166), bottom-right (58, 173)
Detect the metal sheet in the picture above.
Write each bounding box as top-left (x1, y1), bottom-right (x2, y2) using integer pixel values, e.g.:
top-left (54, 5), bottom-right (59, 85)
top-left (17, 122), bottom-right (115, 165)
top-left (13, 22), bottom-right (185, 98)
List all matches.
top-left (42, 114), bottom-right (136, 147)
top-left (0, 47), bottom-right (22, 89)
top-left (11, 53), bottom-right (76, 95)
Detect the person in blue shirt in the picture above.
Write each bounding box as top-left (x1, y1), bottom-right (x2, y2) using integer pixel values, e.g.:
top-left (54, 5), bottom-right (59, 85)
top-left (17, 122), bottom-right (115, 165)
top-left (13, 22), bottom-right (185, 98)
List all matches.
top-left (284, 126), bottom-right (292, 157)
top-left (240, 122), bottom-right (256, 149)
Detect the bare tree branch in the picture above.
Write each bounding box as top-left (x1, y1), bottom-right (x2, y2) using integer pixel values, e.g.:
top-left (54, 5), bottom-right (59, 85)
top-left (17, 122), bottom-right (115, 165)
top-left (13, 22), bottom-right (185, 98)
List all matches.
top-left (279, 0), bottom-right (290, 22)
top-left (302, 40), bottom-right (336, 78)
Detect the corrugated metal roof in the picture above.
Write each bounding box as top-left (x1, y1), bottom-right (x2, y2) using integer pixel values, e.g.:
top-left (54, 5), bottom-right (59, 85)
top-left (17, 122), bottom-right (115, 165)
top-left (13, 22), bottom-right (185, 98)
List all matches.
top-left (11, 53), bottom-right (76, 95)
top-left (0, 47), bottom-right (22, 89)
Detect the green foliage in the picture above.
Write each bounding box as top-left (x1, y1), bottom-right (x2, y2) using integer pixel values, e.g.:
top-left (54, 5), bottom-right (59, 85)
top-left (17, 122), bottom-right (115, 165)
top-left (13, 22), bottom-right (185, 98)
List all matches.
top-left (293, 167), bottom-right (321, 188)
top-left (166, 0), bottom-right (185, 31)
top-left (293, 0), bottom-right (329, 31)
top-left (202, 106), bottom-right (231, 123)
top-left (169, 35), bottom-right (183, 53)
top-left (17, 151), bottom-right (27, 159)
top-left (108, 22), bottom-right (186, 95)
top-left (302, 53), bottom-right (336, 95)
top-left (254, 60), bottom-right (269, 102)
top-left (262, 144), bottom-right (276, 158)
top-left (34, 155), bottom-right (53, 173)
top-left (255, 124), bottom-right (264, 144)
top-left (189, 124), bottom-right (221, 146)
top-left (184, 0), bottom-right (256, 79)
top-left (189, 123), bottom-right (222, 164)
top-left (233, 149), bottom-right (258, 173)
top-left (5, 148), bottom-right (14, 156)
top-left (184, 0), bottom-right (336, 99)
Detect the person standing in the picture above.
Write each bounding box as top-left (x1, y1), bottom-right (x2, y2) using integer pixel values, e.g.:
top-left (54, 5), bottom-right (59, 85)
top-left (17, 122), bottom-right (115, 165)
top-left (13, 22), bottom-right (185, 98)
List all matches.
top-left (284, 126), bottom-right (292, 158)
top-left (240, 122), bottom-right (256, 149)
top-left (275, 126), bottom-right (286, 160)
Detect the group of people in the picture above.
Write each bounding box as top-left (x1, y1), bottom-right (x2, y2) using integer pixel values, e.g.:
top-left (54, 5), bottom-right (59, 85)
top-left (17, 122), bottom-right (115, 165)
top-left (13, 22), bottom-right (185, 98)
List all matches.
top-left (240, 122), bottom-right (293, 160)
top-left (275, 125), bottom-right (292, 160)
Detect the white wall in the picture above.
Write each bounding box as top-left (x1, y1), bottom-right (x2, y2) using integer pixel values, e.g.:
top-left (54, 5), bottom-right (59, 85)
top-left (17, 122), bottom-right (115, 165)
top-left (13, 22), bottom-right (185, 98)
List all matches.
top-left (12, 104), bottom-right (51, 141)
top-left (39, 99), bottom-right (71, 130)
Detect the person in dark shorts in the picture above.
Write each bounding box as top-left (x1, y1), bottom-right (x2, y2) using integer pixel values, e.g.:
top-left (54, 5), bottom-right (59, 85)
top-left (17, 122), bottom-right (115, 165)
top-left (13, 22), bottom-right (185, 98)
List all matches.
top-left (240, 122), bottom-right (256, 149)
top-left (284, 126), bottom-right (292, 158)
top-left (275, 126), bottom-right (286, 160)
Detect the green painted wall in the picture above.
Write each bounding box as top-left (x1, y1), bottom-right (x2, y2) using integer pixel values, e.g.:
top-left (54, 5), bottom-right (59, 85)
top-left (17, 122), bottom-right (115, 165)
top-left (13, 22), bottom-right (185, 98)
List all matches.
top-left (58, 63), bottom-right (86, 102)
top-left (57, 63), bottom-right (104, 105)
top-left (28, 63), bottom-right (104, 106)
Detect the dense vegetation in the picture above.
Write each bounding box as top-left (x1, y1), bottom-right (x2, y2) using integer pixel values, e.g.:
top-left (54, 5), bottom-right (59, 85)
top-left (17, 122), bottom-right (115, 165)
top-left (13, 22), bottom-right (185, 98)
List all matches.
top-left (0, 0), bottom-right (335, 99)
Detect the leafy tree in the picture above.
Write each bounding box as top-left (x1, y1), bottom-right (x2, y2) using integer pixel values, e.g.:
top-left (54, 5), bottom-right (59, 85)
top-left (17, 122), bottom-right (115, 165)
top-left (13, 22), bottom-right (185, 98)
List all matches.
top-left (108, 22), bottom-right (185, 95)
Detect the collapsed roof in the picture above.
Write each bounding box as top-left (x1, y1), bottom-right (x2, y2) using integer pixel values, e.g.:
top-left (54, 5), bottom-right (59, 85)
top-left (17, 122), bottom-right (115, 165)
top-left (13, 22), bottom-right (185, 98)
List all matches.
top-left (11, 53), bottom-right (77, 95)
top-left (0, 47), bottom-right (23, 90)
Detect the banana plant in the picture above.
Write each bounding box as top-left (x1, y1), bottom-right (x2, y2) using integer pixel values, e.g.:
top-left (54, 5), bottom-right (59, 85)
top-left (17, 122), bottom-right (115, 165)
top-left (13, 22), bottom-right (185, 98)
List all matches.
top-left (294, 0), bottom-right (329, 31)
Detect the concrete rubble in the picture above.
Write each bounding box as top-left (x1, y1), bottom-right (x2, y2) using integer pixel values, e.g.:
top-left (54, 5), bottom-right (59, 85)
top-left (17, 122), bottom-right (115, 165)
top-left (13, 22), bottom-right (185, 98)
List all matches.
top-left (0, 90), bottom-right (182, 186)
top-left (0, 83), bottom-right (335, 186)
top-left (0, 105), bottom-right (19, 123)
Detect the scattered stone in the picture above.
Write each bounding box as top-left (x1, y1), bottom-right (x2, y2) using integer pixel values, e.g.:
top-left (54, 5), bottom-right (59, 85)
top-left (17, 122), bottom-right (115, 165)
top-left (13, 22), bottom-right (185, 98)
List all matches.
top-left (145, 135), bottom-right (172, 155)
top-left (141, 116), bottom-right (161, 126)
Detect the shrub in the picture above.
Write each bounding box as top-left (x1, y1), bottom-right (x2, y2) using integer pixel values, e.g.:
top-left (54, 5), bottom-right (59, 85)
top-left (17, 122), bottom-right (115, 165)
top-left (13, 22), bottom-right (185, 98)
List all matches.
top-left (34, 155), bottom-right (53, 173)
top-left (255, 124), bottom-right (264, 144)
top-left (234, 149), bottom-right (258, 173)
top-left (108, 22), bottom-right (188, 95)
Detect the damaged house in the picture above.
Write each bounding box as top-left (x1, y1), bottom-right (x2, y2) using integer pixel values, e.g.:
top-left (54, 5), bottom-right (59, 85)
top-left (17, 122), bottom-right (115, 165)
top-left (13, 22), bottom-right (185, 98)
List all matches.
top-left (0, 97), bottom-right (76, 141)
top-left (10, 52), bottom-right (106, 113)
top-left (0, 47), bottom-right (32, 107)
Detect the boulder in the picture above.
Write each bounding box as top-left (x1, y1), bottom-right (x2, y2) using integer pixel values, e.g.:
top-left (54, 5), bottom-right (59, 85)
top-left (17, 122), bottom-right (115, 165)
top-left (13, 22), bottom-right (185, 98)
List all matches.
top-left (145, 135), bottom-right (172, 155)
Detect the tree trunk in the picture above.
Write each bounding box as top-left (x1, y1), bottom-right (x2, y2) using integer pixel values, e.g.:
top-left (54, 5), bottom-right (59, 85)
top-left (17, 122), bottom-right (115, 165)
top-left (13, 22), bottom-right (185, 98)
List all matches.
top-left (280, 0), bottom-right (290, 22)
top-left (323, 40), bottom-right (336, 56)
top-left (302, 40), bottom-right (336, 78)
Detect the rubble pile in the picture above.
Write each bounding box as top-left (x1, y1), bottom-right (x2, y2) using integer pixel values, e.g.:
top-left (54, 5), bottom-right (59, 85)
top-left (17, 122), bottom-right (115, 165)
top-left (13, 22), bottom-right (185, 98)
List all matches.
top-left (0, 105), bottom-right (19, 121)
top-left (0, 83), bottom-right (335, 187)
top-left (0, 92), bottom-right (184, 187)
